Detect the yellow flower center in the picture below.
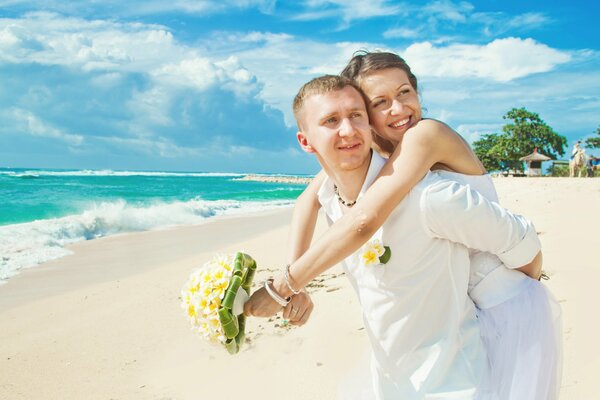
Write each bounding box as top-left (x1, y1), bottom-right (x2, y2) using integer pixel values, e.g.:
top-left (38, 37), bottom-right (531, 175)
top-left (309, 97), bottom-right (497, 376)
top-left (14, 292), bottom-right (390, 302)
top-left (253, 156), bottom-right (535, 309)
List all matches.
top-left (362, 250), bottom-right (379, 265)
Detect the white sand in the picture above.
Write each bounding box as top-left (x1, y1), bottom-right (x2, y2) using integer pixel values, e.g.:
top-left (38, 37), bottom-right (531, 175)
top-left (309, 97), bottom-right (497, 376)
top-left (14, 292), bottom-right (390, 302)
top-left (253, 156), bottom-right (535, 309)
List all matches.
top-left (0, 177), bottom-right (598, 399)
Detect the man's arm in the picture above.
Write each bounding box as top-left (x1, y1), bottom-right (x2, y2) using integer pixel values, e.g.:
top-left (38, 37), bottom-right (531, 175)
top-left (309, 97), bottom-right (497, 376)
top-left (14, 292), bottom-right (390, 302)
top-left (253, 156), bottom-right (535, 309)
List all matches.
top-left (421, 178), bottom-right (542, 273)
top-left (287, 170), bottom-right (325, 263)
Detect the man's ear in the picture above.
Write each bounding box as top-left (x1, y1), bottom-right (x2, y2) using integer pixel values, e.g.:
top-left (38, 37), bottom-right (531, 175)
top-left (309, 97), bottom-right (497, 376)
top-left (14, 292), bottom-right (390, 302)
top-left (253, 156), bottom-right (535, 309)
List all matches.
top-left (297, 131), bottom-right (315, 153)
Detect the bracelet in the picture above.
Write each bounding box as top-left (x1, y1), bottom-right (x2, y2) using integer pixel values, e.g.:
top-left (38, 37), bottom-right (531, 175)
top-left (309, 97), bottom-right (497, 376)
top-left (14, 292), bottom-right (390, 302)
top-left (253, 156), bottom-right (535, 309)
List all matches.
top-left (283, 264), bottom-right (302, 295)
top-left (264, 278), bottom-right (291, 307)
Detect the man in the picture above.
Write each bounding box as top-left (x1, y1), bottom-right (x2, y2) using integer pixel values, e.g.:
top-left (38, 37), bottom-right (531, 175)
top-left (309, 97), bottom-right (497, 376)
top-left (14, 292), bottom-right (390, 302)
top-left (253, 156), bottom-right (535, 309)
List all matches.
top-left (246, 75), bottom-right (541, 399)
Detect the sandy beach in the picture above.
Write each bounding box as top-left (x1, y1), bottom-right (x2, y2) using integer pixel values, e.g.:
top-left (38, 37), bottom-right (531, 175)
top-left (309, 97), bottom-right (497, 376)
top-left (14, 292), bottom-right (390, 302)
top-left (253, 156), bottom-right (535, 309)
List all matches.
top-left (1, 177), bottom-right (598, 399)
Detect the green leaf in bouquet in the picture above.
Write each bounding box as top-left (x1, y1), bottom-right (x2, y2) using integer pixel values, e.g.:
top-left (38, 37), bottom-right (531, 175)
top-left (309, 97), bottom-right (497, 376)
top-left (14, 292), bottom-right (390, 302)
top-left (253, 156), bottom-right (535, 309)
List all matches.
top-left (225, 338), bottom-right (238, 355)
top-left (222, 274), bottom-right (243, 310)
top-left (218, 307), bottom-right (239, 339)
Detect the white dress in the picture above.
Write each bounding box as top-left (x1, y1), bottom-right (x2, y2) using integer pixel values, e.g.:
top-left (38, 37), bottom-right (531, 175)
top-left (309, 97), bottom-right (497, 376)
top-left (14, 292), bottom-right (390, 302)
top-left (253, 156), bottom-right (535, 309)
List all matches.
top-left (435, 171), bottom-right (562, 400)
top-left (319, 152), bottom-right (545, 399)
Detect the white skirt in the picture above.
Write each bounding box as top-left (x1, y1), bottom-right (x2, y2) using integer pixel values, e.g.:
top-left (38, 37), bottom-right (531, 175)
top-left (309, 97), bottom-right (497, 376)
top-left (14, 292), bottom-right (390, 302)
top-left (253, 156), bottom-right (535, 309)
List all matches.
top-left (477, 278), bottom-right (562, 400)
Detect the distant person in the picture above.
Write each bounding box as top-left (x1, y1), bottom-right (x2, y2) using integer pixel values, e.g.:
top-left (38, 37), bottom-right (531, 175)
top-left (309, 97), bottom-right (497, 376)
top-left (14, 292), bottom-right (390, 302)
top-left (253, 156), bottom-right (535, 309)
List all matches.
top-left (571, 140), bottom-right (582, 159)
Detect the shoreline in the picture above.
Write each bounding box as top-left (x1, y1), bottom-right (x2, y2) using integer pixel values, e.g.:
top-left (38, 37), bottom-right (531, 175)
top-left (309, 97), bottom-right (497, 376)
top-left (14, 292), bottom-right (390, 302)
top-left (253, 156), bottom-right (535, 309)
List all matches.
top-left (234, 174), bottom-right (313, 184)
top-left (0, 202), bottom-right (295, 290)
top-left (0, 206), bottom-right (294, 312)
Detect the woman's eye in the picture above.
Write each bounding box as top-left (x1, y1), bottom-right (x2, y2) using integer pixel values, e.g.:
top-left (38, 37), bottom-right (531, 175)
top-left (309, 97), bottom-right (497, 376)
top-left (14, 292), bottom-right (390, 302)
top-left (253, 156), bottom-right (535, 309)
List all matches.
top-left (372, 100), bottom-right (385, 108)
top-left (399, 89), bottom-right (410, 96)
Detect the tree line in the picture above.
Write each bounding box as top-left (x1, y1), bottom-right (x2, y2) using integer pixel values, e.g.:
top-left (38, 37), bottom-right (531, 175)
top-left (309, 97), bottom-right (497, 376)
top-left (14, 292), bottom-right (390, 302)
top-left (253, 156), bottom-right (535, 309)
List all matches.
top-left (472, 107), bottom-right (597, 173)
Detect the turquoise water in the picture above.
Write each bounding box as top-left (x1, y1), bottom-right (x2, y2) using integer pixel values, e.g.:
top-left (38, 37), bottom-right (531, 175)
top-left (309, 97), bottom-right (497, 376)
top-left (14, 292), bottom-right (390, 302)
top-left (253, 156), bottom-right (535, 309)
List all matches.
top-left (0, 168), bottom-right (310, 281)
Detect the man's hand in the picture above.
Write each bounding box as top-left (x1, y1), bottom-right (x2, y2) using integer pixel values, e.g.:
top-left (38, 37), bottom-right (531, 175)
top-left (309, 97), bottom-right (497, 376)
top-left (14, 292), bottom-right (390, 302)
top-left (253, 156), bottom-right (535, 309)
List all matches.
top-left (244, 287), bottom-right (314, 326)
top-left (282, 291), bottom-right (314, 326)
top-left (243, 287), bottom-right (282, 318)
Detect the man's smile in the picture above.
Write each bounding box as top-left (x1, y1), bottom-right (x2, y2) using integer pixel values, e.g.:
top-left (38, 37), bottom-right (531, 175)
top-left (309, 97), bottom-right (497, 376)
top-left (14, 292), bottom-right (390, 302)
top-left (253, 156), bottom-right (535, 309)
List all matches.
top-left (337, 142), bottom-right (362, 151)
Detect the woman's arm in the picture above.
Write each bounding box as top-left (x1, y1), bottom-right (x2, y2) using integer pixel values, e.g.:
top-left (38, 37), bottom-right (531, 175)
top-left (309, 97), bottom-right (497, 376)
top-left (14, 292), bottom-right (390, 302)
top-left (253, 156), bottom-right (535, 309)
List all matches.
top-left (270, 119), bottom-right (482, 296)
top-left (517, 252), bottom-right (543, 280)
top-left (287, 170), bottom-right (326, 263)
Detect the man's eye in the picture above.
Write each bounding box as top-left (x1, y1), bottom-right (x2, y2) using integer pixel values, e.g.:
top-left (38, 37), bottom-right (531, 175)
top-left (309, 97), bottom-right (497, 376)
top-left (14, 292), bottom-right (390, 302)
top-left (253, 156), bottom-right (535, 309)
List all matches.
top-left (325, 117), bottom-right (337, 124)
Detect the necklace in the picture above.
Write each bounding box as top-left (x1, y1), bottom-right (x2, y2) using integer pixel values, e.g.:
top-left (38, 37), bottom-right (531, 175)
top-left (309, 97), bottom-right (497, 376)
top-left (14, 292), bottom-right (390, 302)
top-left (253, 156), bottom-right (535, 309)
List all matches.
top-left (333, 184), bottom-right (357, 207)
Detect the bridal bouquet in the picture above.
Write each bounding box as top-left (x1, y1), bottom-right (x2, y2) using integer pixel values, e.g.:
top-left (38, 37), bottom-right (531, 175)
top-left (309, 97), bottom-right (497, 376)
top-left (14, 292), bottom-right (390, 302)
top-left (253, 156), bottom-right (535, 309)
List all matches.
top-left (181, 252), bottom-right (256, 354)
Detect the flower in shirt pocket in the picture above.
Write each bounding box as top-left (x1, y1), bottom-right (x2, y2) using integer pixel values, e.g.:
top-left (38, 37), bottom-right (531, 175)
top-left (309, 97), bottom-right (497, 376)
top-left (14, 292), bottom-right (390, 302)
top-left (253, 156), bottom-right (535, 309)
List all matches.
top-left (359, 238), bottom-right (391, 267)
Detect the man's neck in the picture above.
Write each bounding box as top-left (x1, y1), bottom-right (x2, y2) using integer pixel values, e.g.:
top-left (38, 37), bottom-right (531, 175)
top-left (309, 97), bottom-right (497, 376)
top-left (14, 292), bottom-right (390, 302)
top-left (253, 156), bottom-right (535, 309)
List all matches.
top-left (324, 151), bottom-right (372, 204)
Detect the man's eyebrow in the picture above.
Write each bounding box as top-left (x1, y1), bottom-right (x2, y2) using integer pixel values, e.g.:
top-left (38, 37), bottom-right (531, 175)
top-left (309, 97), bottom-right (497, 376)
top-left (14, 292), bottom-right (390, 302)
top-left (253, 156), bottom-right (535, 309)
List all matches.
top-left (318, 111), bottom-right (338, 123)
top-left (349, 106), bottom-right (366, 113)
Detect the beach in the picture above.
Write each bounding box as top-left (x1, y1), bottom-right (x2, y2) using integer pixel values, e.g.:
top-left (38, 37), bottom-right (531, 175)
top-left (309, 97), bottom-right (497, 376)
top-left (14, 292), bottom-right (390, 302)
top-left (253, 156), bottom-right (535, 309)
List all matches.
top-left (0, 177), bottom-right (598, 399)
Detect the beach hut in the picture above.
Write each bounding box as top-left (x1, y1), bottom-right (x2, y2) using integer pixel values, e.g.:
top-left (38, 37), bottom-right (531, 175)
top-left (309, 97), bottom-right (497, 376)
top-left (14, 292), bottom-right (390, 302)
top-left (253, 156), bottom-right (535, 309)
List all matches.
top-left (519, 148), bottom-right (551, 176)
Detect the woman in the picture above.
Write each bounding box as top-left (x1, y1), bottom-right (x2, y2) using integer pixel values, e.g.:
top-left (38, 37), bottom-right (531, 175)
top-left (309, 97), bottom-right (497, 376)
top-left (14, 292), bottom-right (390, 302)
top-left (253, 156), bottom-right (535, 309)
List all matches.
top-left (248, 51), bottom-right (561, 399)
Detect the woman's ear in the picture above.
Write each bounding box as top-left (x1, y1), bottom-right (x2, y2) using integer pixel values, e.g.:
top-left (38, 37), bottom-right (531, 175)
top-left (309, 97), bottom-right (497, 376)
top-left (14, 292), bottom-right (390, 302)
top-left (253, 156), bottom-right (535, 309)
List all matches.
top-left (297, 131), bottom-right (315, 153)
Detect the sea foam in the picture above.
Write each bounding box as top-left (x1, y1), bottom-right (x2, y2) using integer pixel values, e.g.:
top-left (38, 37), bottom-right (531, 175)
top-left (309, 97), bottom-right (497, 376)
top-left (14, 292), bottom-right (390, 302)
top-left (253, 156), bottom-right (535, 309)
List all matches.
top-left (0, 170), bottom-right (244, 178)
top-left (0, 198), bottom-right (293, 282)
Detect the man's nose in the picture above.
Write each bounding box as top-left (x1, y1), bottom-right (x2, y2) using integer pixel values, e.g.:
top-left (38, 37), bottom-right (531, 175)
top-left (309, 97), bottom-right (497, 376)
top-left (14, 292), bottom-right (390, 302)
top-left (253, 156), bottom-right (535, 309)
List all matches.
top-left (339, 117), bottom-right (356, 136)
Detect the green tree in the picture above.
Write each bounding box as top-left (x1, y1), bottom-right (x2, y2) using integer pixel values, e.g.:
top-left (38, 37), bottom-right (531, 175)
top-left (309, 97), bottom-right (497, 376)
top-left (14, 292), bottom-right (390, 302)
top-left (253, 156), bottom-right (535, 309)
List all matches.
top-left (585, 126), bottom-right (600, 148)
top-left (472, 107), bottom-right (567, 172)
top-left (473, 133), bottom-right (502, 171)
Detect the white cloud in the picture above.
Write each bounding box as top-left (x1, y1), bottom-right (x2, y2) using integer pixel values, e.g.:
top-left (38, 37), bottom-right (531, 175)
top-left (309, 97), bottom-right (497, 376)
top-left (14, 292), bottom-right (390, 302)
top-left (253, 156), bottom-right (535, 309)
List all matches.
top-left (206, 31), bottom-right (376, 124)
top-left (378, 1), bottom-right (554, 43)
top-left (456, 123), bottom-right (503, 144)
top-left (9, 108), bottom-right (84, 145)
top-left (422, 0), bottom-right (474, 23)
top-left (97, 134), bottom-right (201, 158)
top-left (506, 12), bottom-right (551, 29)
top-left (0, 0), bottom-right (277, 16)
top-left (0, 12), bottom-right (184, 70)
top-left (383, 27), bottom-right (421, 39)
top-left (295, 0), bottom-right (400, 25)
top-left (404, 37), bottom-right (571, 82)
top-left (0, 13), bottom-right (261, 96)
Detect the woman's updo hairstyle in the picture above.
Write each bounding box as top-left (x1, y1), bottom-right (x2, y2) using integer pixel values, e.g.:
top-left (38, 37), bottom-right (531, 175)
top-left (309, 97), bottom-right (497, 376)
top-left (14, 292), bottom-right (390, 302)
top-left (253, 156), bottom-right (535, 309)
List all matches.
top-left (340, 50), bottom-right (418, 92)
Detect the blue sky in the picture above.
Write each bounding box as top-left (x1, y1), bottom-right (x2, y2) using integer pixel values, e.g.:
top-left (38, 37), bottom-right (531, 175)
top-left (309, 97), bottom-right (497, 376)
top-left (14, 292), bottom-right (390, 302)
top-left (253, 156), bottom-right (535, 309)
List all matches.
top-left (0, 0), bottom-right (598, 173)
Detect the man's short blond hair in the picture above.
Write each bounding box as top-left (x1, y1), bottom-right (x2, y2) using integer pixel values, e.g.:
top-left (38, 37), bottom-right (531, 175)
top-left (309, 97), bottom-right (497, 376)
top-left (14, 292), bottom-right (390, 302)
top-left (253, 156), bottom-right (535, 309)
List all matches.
top-left (292, 75), bottom-right (366, 129)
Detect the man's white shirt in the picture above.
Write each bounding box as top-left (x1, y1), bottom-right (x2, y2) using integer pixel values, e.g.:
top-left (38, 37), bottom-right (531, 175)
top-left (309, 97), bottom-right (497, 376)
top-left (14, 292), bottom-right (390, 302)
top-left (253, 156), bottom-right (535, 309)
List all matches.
top-left (317, 151), bottom-right (540, 399)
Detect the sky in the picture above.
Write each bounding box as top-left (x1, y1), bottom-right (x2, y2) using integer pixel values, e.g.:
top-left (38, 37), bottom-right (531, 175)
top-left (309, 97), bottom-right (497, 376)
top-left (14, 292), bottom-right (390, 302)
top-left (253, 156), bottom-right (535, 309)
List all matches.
top-left (0, 0), bottom-right (598, 174)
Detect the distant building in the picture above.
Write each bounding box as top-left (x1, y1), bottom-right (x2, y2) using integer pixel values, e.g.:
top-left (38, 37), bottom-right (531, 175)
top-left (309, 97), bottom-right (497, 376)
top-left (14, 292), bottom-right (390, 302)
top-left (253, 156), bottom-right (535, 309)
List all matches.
top-left (519, 148), bottom-right (551, 176)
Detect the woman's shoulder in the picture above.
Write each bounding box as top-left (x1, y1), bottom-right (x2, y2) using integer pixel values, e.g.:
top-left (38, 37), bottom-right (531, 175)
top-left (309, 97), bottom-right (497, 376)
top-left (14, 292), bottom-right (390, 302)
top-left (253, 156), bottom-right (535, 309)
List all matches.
top-left (404, 119), bottom-right (459, 144)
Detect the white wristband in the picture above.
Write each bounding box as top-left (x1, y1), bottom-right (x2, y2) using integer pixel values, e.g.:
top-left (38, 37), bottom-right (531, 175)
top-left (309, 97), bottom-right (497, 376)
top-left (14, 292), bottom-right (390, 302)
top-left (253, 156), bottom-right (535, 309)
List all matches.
top-left (264, 278), bottom-right (290, 307)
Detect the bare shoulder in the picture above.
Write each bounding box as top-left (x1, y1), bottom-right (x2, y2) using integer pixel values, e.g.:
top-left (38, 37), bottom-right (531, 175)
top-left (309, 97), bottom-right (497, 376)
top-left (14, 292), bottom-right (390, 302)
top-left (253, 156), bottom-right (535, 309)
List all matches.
top-left (403, 119), bottom-right (462, 146)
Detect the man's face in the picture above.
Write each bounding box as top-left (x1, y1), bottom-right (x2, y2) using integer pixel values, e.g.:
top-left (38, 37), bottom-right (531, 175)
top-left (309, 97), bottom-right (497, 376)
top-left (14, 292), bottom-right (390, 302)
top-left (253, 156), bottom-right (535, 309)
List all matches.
top-left (297, 86), bottom-right (372, 173)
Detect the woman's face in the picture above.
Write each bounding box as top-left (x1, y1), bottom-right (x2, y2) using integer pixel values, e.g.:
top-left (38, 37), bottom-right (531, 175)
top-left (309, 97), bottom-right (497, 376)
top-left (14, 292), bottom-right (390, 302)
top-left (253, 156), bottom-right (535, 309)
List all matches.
top-left (360, 68), bottom-right (422, 144)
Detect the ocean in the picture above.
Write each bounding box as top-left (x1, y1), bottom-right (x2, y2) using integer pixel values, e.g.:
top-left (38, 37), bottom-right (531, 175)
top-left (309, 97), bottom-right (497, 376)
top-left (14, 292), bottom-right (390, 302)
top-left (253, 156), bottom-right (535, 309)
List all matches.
top-left (0, 168), bottom-right (310, 282)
